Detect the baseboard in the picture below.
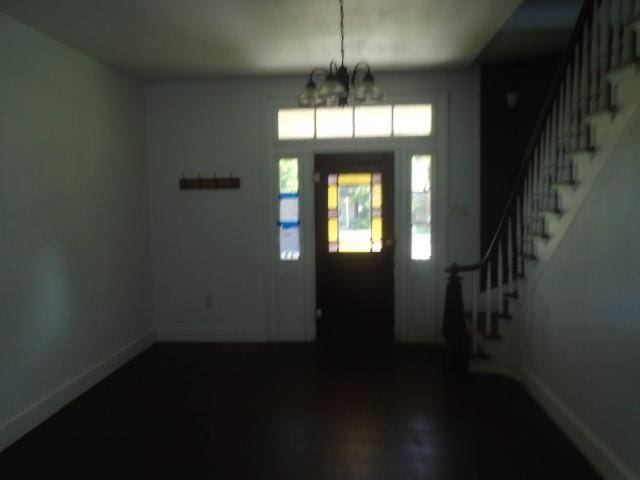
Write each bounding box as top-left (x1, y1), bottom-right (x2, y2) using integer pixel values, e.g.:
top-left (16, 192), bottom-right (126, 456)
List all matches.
top-left (522, 368), bottom-right (638, 480)
top-left (0, 330), bottom-right (155, 453)
top-left (156, 325), bottom-right (267, 343)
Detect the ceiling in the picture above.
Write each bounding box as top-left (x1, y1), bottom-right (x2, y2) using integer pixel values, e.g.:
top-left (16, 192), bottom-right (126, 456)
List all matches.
top-left (0, 0), bottom-right (526, 81)
top-left (478, 0), bottom-right (583, 63)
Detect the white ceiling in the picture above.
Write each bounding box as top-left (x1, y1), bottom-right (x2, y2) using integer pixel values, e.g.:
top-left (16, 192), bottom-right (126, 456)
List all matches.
top-left (0, 0), bottom-right (524, 81)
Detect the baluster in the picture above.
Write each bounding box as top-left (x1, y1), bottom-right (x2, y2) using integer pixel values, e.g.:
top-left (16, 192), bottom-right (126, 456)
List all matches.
top-left (522, 164), bottom-right (533, 236)
top-left (562, 64), bottom-right (573, 161)
top-left (485, 261), bottom-right (492, 336)
top-left (531, 147), bottom-right (538, 224)
top-left (622, 0), bottom-right (635, 64)
top-left (551, 100), bottom-right (559, 187)
top-left (541, 128), bottom-right (547, 212)
top-left (544, 123), bottom-right (552, 210)
top-left (507, 217), bottom-right (514, 294)
top-left (556, 84), bottom-right (564, 184)
top-left (547, 118), bottom-right (555, 206)
top-left (564, 67), bottom-right (573, 179)
top-left (536, 145), bottom-right (542, 217)
top-left (498, 240), bottom-right (504, 313)
top-left (516, 196), bottom-right (523, 276)
top-left (580, 23), bottom-right (590, 150)
top-left (523, 173), bottom-right (529, 245)
top-left (539, 128), bottom-right (547, 212)
top-left (636, 0), bottom-right (640, 59)
top-left (572, 44), bottom-right (581, 152)
top-left (612, 0), bottom-right (622, 70)
top-left (527, 162), bottom-right (534, 240)
top-left (600, 0), bottom-right (611, 110)
top-left (472, 270), bottom-right (479, 355)
top-left (535, 144), bottom-right (544, 232)
top-left (590, 1), bottom-right (600, 115)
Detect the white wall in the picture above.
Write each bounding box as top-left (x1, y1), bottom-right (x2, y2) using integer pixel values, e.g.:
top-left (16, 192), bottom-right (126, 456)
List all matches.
top-left (146, 70), bottom-right (480, 342)
top-left (0, 13), bottom-right (153, 449)
top-left (520, 114), bottom-right (640, 479)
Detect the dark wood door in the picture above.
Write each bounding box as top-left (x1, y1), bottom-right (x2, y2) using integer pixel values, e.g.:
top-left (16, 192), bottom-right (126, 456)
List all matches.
top-left (314, 152), bottom-right (394, 344)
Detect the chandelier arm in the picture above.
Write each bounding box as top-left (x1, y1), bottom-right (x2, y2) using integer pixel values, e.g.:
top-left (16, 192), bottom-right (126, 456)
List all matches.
top-left (309, 67), bottom-right (330, 81)
top-left (350, 62), bottom-right (371, 85)
top-left (328, 61), bottom-right (340, 76)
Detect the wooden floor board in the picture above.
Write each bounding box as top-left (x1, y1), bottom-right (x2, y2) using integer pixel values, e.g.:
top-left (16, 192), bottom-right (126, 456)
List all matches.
top-left (0, 343), bottom-right (602, 479)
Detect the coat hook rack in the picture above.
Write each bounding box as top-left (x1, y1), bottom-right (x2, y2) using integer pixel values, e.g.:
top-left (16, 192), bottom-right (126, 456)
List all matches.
top-left (179, 172), bottom-right (240, 190)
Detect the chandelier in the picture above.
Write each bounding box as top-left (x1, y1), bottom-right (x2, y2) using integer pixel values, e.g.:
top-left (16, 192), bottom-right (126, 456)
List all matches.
top-left (298, 0), bottom-right (384, 107)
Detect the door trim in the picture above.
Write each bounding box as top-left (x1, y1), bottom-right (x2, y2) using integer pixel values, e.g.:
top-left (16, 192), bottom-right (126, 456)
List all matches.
top-left (264, 90), bottom-right (451, 343)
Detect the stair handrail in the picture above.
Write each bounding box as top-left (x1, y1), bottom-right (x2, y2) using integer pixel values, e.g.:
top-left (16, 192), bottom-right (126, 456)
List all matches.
top-left (446, 0), bottom-right (596, 275)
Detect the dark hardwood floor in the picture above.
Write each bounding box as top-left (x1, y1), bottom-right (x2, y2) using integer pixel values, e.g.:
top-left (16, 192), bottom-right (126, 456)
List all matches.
top-left (0, 343), bottom-right (602, 479)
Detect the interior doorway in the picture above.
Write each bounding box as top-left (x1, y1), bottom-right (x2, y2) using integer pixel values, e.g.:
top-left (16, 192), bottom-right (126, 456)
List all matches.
top-left (314, 152), bottom-right (395, 344)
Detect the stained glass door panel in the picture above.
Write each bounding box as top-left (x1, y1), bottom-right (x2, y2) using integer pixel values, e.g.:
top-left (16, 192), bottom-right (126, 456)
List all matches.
top-left (314, 153), bottom-right (394, 344)
top-left (327, 173), bottom-right (383, 253)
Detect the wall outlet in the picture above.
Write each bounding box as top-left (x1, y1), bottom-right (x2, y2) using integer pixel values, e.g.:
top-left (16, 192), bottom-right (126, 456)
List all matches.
top-left (204, 296), bottom-right (213, 309)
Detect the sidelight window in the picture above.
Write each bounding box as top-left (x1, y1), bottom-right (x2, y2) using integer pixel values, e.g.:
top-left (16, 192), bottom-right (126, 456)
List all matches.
top-left (411, 154), bottom-right (432, 260)
top-left (278, 158), bottom-right (301, 260)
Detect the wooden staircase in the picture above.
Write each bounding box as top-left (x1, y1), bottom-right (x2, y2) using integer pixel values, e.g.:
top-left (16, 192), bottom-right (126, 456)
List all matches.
top-left (443, 0), bottom-right (640, 375)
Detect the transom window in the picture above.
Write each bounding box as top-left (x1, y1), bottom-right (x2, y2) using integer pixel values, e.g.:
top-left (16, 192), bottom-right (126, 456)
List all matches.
top-left (278, 104), bottom-right (432, 140)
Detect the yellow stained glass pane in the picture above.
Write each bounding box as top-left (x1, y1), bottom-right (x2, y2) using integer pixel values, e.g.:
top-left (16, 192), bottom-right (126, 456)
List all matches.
top-left (372, 184), bottom-right (382, 208)
top-left (328, 185), bottom-right (338, 209)
top-left (339, 241), bottom-right (372, 253)
top-left (338, 173), bottom-right (371, 186)
top-left (328, 218), bottom-right (338, 242)
top-left (372, 217), bottom-right (382, 243)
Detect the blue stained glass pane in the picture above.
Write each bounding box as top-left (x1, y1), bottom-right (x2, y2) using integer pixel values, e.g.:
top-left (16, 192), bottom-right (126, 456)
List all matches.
top-left (279, 221), bottom-right (300, 228)
top-left (279, 193), bottom-right (299, 199)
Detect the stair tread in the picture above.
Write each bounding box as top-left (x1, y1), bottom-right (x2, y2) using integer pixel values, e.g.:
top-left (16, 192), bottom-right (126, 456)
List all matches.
top-left (542, 208), bottom-right (564, 216)
top-left (585, 107), bottom-right (616, 124)
top-left (529, 231), bottom-right (550, 240)
top-left (606, 60), bottom-right (640, 83)
top-left (553, 179), bottom-right (578, 187)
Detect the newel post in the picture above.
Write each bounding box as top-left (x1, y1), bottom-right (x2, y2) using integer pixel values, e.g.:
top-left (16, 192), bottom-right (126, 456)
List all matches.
top-left (442, 263), bottom-right (470, 375)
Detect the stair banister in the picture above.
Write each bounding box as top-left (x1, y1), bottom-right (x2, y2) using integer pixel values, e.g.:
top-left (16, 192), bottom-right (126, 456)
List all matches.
top-left (441, 0), bottom-right (598, 370)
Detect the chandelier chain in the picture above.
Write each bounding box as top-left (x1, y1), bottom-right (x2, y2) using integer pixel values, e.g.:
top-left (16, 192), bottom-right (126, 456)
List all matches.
top-left (339, 0), bottom-right (345, 66)
top-left (298, 0), bottom-right (383, 107)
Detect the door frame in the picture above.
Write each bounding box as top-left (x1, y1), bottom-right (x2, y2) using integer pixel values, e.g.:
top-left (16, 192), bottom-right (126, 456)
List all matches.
top-left (263, 92), bottom-right (450, 343)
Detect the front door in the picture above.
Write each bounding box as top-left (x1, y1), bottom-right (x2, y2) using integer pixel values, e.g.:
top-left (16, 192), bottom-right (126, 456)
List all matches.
top-left (314, 152), bottom-right (394, 344)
